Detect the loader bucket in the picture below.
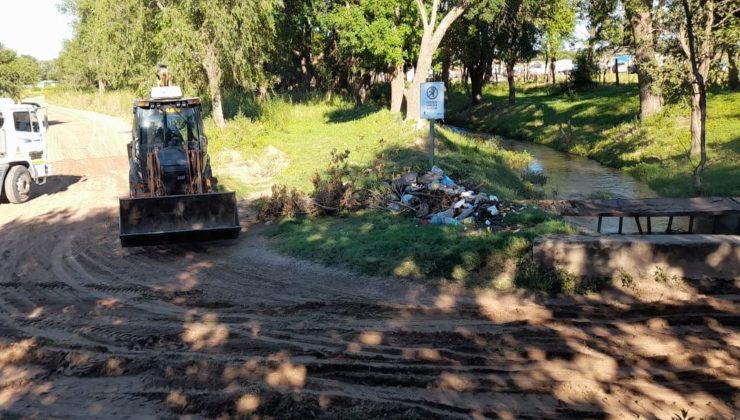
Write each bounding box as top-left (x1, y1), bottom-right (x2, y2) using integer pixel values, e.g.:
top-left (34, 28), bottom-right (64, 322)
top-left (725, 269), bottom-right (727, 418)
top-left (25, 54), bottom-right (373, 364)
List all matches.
top-left (119, 192), bottom-right (240, 247)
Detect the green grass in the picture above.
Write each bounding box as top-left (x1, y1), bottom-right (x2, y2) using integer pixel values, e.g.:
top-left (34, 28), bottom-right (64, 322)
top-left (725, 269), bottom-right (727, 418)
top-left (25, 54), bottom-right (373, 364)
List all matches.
top-left (448, 83), bottom-right (740, 196)
top-left (40, 87), bottom-right (135, 119)
top-left (267, 209), bottom-right (575, 289)
top-left (38, 87), bottom-right (580, 291)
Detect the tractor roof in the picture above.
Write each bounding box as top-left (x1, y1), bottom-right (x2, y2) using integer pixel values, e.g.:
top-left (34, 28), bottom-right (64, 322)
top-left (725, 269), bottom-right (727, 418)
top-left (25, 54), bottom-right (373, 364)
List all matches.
top-left (133, 96), bottom-right (201, 109)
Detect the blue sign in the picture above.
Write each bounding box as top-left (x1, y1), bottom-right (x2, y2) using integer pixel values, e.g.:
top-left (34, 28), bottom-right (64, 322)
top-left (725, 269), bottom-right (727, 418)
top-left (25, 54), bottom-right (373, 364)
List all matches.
top-left (420, 82), bottom-right (445, 120)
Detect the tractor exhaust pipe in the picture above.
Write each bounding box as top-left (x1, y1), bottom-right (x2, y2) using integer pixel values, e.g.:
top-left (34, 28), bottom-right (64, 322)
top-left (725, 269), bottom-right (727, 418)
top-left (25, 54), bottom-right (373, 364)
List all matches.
top-left (157, 64), bottom-right (170, 87)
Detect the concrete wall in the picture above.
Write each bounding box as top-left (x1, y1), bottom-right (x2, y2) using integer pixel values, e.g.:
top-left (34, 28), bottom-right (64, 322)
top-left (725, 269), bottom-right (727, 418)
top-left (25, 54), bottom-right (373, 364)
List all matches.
top-left (533, 235), bottom-right (740, 280)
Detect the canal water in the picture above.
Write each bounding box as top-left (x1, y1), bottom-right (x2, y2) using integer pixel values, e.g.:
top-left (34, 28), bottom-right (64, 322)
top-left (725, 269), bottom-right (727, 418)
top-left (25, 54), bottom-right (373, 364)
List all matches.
top-left (446, 126), bottom-right (689, 234)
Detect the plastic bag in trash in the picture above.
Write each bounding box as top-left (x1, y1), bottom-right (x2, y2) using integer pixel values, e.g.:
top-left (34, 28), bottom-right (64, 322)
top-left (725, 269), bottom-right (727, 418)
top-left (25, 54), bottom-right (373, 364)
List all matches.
top-left (431, 214), bottom-right (459, 225)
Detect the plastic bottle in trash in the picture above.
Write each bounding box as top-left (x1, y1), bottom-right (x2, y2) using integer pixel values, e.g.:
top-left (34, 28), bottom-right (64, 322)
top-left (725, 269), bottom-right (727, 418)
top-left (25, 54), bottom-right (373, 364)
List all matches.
top-left (430, 214), bottom-right (459, 225)
top-left (441, 175), bottom-right (455, 187)
top-left (431, 165), bottom-right (444, 176)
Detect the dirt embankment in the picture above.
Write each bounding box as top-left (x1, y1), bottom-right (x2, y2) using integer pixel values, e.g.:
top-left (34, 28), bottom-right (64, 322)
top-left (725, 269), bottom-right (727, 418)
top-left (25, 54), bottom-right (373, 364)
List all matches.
top-left (0, 105), bottom-right (738, 419)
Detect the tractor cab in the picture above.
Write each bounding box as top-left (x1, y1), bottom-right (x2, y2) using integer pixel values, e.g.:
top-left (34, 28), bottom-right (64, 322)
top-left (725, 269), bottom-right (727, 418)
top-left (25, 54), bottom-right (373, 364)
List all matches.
top-left (129, 91), bottom-right (212, 196)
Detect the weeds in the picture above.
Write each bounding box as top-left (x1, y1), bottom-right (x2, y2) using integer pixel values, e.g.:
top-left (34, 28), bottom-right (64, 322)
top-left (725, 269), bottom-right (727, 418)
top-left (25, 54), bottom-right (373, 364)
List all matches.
top-left (619, 269), bottom-right (636, 289)
top-left (654, 266), bottom-right (669, 283)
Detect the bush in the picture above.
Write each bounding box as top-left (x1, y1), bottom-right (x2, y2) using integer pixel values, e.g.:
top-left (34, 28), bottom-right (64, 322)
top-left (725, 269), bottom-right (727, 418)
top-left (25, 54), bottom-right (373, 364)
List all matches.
top-left (653, 55), bottom-right (691, 106)
top-left (569, 49), bottom-right (599, 89)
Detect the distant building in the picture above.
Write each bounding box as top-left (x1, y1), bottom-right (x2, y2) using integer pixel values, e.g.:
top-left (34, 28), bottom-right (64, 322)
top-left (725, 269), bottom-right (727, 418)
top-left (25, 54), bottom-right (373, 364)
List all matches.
top-left (553, 59), bottom-right (574, 73)
top-left (36, 80), bottom-right (58, 89)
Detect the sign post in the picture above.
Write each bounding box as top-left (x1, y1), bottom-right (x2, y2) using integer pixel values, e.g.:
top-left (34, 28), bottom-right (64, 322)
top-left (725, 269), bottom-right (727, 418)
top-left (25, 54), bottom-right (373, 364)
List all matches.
top-left (420, 82), bottom-right (445, 167)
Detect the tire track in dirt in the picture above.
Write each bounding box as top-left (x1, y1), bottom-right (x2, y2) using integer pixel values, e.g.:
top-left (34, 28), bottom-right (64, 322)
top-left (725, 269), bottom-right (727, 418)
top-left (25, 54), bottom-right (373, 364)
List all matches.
top-left (0, 103), bottom-right (738, 419)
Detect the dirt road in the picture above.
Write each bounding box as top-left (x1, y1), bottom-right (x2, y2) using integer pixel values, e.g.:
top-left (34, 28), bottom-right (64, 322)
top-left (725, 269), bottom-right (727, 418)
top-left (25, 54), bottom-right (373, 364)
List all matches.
top-left (0, 105), bottom-right (738, 419)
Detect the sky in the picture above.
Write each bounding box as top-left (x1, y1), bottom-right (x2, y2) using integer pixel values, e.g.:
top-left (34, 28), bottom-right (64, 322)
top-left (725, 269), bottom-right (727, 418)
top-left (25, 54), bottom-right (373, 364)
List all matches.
top-left (0, 0), bottom-right (73, 61)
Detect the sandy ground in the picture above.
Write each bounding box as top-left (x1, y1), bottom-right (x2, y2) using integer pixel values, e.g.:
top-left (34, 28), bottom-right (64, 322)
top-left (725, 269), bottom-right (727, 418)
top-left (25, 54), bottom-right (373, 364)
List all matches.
top-left (0, 105), bottom-right (738, 419)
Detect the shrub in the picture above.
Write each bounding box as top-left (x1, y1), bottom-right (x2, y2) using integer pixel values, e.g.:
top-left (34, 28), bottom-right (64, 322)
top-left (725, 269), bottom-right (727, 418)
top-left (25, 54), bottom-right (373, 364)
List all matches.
top-left (569, 49), bottom-right (599, 89)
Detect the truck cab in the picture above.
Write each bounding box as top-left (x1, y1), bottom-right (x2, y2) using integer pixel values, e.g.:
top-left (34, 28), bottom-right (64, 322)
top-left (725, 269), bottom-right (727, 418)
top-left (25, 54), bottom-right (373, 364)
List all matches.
top-left (0, 98), bottom-right (53, 203)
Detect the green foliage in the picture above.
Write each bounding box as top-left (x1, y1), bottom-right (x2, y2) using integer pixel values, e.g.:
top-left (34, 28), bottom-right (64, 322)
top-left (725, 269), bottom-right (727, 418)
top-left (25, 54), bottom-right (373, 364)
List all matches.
top-left (447, 84), bottom-right (740, 196)
top-left (267, 210), bottom-right (574, 288)
top-left (325, 0), bottom-right (416, 70)
top-left (57, 0), bottom-right (159, 91)
top-left (652, 55), bottom-right (692, 105)
top-left (569, 49), bottom-right (599, 89)
top-left (158, 0), bottom-right (278, 93)
top-left (56, 0), bottom-right (278, 105)
top-left (653, 266), bottom-right (668, 283)
top-left (0, 45), bottom-right (41, 99)
top-left (540, 0), bottom-right (577, 61)
top-left (514, 257), bottom-right (605, 295)
top-left (493, 0), bottom-right (540, 66)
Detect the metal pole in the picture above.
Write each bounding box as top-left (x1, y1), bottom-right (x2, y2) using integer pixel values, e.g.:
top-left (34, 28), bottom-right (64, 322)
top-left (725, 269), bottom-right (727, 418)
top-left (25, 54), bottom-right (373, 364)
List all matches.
top-left (429, 119), bottom-right (435, 167)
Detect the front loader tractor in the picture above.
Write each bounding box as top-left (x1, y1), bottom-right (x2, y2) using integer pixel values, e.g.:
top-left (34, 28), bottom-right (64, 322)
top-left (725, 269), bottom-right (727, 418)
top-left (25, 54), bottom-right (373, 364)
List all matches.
top-left (119, 66), bottom-right (240, 246)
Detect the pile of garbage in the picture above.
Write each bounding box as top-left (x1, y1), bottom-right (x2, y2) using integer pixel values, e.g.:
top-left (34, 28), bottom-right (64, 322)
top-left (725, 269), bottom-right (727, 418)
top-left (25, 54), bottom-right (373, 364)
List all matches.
top-left (386, 165), bottom-right (510, 229)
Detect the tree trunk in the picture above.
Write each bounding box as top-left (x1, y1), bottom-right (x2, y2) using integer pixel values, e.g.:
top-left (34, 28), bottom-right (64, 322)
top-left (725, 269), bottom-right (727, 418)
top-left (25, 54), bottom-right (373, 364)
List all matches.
top-left (354, 72), bottom-right (371, 108)
top-left (615, 58), bottom-right (620, 86)
top-left (506, 60), bottom-right (516, 105)
top-left (470, 63), bottom-right (484, 106)
top-left (203, 44), bottom-right (225, 128)
top-left (406, 0), bottom-right (470, 128)
top-left (550, 58), bottom-right (556, 85)
top-left (626, 1), bottom-right (663, 119)
top-left (97, 79), bottom-right (105, 94)
top-left (405, 34), bottom-right (433, 125)
top-left (689, 84), bottom-right (703, 158)
top-left (390, 64), bottom-right (405, 113)
top-left (728, 46), bottom-right (739, 90)
top-left (441, 51), bottom-right (451, 86)
top-left (681, 0), bottom-right (713, 191)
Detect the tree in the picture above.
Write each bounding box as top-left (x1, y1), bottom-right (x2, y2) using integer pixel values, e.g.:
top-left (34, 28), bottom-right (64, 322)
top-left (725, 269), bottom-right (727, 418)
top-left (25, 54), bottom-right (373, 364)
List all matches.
top-left (713, 0), bottom-right (740, 90)
top-left (406, 0), bottom-right (471, 126)
top-left (270, 0), bottom-right (328, 91)
top-left (445, 0), bottom-right (503, 105)
top-left (58, 0), bottom-right (158, 93)
top-left (675, 0), bottom-right (738, 189)
top-left (0, 46), bottom-right (41, 99)
top-left (493, 0), bottom-right (540, 105)
top-left (541, 0), bottom-right (576, 84)
top-left (157, 0), bottom-right (279, 127)
top-left (623, 0), bottom-right (664, 119)
top-left (326, 0), bottom-right (417, 109)
top-left (679, 0), bottom-right (713, 191)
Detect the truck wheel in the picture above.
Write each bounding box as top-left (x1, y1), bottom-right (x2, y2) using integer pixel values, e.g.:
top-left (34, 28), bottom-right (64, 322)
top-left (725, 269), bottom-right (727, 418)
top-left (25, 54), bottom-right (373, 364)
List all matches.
top-left (4, 165), bottom-right (32, 204)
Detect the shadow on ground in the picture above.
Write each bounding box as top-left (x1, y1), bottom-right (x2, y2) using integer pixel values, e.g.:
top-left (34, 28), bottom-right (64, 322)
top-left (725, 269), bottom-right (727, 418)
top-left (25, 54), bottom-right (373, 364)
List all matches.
top-left (0, 175), bottom-right (83, 204)
top-left (0, 207), bottom-right (737, 418)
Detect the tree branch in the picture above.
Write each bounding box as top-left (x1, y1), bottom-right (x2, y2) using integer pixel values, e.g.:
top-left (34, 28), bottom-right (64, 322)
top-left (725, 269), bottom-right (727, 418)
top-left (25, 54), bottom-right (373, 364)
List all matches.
top-left (712, 10), bottom-right (739, 28)
top-left (431, 0), bottom-right (470, 48)
top-left (430, 0), bottom-right (440, 29)
top-left (416, 0), bottom-right (429, 29)
top-left (678, 25), bottom-right (691, 59)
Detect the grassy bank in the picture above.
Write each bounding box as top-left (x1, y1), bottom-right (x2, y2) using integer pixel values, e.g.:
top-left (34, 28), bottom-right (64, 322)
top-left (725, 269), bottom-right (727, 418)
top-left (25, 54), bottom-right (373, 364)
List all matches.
top-left (268, 209), bottom-right (576, 290)
top-left (448, 84), bottom-right (739, 197)
top-left (39, 87), bottom-right (577, 292)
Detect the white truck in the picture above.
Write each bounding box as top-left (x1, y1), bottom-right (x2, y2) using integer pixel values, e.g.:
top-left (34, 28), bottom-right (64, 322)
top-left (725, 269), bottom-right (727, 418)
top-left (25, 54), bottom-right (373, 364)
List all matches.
top-left (0, 98), bottom-right (52, 203)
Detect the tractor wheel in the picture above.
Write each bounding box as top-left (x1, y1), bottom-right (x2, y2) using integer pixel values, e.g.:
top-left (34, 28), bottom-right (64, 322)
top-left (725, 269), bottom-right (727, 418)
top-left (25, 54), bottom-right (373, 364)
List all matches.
top-left (4, 165), bottom-right (32, 204)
